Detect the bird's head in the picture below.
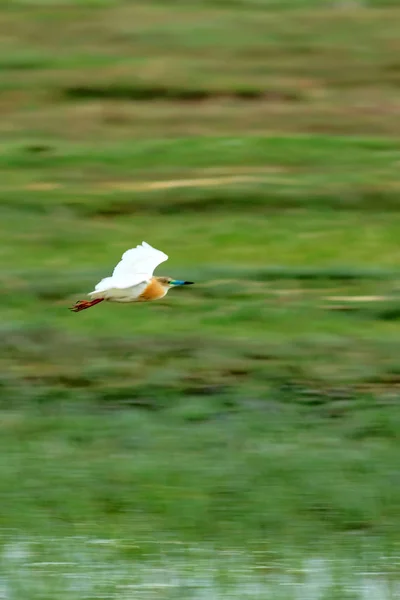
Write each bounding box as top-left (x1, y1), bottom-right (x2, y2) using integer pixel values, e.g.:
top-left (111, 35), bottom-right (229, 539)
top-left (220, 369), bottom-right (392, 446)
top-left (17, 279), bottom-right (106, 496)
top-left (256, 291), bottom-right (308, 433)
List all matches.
top-left (156, 277), bottom-right (194, 289)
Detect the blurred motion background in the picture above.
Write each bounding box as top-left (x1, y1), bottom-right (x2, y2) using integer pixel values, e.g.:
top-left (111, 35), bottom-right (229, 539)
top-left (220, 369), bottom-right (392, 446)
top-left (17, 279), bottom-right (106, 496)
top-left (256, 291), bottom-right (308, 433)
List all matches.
top-left (1, 0), bottom-right (400, 598)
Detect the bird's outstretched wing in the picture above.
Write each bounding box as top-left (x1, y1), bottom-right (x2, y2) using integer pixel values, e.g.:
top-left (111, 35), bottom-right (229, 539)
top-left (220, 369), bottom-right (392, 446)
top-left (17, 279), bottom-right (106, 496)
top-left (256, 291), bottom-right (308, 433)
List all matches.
top-left (92, 241), bottom-right (168, 293)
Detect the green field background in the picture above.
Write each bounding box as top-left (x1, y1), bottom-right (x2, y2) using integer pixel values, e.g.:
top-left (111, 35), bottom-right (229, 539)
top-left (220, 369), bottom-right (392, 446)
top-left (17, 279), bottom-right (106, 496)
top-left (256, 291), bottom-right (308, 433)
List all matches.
top-left (1, 1), bottom-right (400, 598)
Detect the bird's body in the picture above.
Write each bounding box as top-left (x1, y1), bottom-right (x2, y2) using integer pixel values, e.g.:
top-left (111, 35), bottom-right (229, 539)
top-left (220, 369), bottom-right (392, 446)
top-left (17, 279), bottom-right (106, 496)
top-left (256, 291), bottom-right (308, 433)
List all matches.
top-left (70, 242), bottom-right (193, 312)
top-left (89, 276), bottom-right (170, 303)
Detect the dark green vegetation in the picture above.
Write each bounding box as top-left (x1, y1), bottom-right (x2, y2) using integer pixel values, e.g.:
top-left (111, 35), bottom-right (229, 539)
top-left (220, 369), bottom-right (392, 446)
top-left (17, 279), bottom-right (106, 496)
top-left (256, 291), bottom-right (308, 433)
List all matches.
top-left (1, 1), bottom-right (400, 597)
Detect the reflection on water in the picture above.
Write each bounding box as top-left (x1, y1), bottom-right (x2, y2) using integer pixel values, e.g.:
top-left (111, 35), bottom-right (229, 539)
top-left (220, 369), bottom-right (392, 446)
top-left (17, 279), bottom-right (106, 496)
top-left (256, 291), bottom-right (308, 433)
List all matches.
top-left (1, 537), bottom-right (399, 599)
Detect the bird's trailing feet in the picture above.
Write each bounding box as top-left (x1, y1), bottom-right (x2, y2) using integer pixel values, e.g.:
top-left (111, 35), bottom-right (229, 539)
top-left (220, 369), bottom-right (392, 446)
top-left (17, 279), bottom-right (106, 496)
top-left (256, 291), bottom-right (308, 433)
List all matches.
top-left (70, 298), bottom-right (104, 312)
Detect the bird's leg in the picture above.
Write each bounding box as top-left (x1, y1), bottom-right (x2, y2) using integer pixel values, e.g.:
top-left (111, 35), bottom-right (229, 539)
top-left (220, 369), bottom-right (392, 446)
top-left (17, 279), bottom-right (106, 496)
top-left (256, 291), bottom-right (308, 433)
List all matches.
top-left (70, 298), bottom-right (104, 312)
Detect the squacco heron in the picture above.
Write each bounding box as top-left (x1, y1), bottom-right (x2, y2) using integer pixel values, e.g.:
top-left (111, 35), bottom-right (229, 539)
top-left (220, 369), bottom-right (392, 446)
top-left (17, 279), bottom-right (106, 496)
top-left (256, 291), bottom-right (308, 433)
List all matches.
top-left (70, 241), bottom-right (193, 312)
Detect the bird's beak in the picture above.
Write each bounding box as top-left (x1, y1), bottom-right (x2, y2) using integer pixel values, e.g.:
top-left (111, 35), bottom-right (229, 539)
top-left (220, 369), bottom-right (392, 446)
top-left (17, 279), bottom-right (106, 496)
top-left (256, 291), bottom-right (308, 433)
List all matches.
top-left (171, 280), bottom-right (194, 286)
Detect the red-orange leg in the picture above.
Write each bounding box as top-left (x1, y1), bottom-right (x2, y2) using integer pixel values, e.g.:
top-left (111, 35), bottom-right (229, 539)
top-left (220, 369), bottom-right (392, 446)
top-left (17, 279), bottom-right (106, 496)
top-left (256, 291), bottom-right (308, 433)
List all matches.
top-left (70, 298), bottom-right (104, 312)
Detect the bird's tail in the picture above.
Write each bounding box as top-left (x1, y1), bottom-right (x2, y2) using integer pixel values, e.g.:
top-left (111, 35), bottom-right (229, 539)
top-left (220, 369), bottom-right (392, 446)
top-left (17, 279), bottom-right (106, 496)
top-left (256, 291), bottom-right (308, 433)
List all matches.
top-left (70, 298), bottom-right (104, 312)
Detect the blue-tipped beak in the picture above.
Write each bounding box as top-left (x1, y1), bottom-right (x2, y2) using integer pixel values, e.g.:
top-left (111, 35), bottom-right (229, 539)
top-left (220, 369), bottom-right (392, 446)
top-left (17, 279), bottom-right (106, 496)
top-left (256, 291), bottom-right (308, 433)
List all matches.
top-left (171, 280), bottom-right (194, 286)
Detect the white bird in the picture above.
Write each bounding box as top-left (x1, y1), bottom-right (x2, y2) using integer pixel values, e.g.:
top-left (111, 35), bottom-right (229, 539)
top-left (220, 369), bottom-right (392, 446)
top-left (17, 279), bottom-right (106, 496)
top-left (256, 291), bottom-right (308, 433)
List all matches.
top-left (70, 241), bottom-right (193, 312)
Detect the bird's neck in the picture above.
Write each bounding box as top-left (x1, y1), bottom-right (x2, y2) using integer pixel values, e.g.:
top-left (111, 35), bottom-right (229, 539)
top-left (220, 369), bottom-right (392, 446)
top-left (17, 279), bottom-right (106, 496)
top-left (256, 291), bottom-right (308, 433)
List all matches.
top-left (139, 277), bottom-right (168, 301)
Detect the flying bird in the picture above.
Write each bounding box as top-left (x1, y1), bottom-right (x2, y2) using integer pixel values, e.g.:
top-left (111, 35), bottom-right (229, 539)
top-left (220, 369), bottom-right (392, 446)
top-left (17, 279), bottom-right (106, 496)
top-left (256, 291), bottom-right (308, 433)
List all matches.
top-left (70, 241), bottom-right (193, 312)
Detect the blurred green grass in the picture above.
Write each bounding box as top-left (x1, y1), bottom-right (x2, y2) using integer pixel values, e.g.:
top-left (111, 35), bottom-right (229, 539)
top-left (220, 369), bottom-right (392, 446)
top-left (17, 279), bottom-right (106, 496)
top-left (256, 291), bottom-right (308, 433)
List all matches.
top-left (1, 0), bottom-right (400, 139)
top-left (2, 130), bottom-right (400, 566)
top-left (1, 1), bottom-right (400, 595)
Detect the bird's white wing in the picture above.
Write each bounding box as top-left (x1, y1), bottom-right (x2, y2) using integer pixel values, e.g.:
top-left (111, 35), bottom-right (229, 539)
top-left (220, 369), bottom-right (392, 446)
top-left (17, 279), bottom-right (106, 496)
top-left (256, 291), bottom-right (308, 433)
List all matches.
top-left (93, 241), bottom-right (168, 292)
